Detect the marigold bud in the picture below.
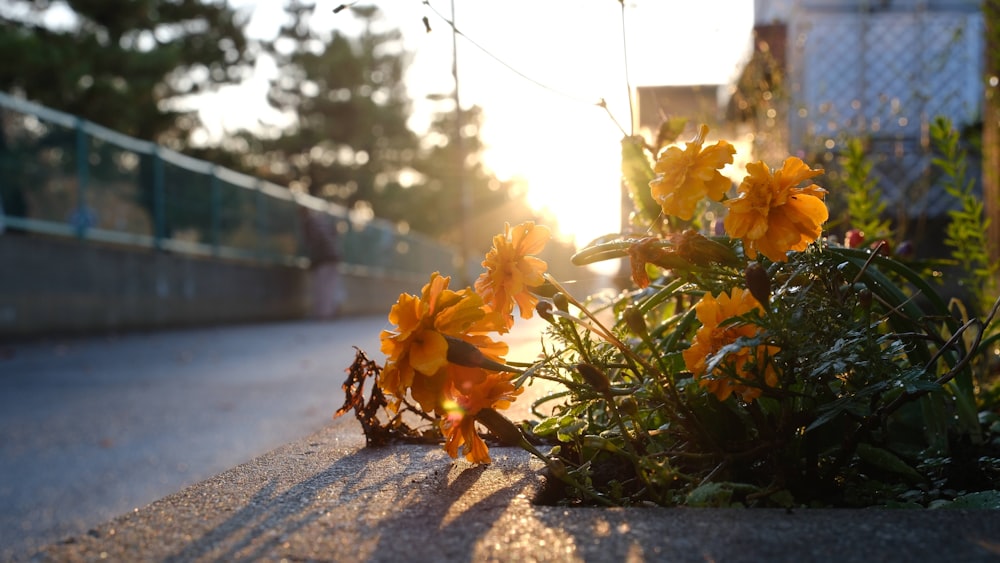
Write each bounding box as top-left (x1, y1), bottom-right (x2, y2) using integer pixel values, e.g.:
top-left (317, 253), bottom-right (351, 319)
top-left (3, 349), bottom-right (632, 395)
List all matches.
top-left (553, 292), bottom-right (570, 313)
top-left (577, 363), bottom-right (611, 395)
top-left (858, 287), bottom-right (872, 310)
top-left (623, 306), bottom-right (649, 339)
top-left (744, 262), bottom-right (771, 307)
top-left (444, 335), bottom-right (519, 373)
top-left (547, 457), bottom-right (569, 480)
top-left (536, 300), bottom-right (556, 323)
top-left (617, 397), bottom-right (639, 417)
top-left (869, 240), bottom-right (891, 256)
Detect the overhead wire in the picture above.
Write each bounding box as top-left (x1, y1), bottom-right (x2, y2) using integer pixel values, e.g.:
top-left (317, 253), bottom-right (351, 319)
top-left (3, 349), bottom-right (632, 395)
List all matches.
top-left (333, 0), bottom-right (638, 135)
top-left (618, 0), bottom-right (634, 136)
top-left (420, 0), bottom-right (622, 114)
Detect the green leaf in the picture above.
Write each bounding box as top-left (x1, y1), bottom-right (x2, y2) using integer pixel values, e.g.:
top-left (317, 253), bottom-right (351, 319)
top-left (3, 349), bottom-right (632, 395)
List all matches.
top-left (582, 435), bottom-right (621, 453)
top-left (704, 334), bottom-right (767, 375)
top-left (571, 240), bottom-right (632, 266)
top-left (685, 482), bottom-right (758, 507)
top-left (933, 490), bottom-right (1000, 509)
top-left (532, 414), bottom-right (569, 437)
top-left (903, 379), bottom-right (941, 394)
top-left (855, 443), bottom-right (923, 482)
top-left (638, 277), bottom-right (689, 315)
top-left (807, 394), bottom-right (872, 433)
top-left (621, 136), bottom-right (660, 227)
top-left (556, 418), bottom-right (588, 442)
top-left (655, 117), bottom-right (688, 153)
top-left (766, 489), bottom-right (796, 508)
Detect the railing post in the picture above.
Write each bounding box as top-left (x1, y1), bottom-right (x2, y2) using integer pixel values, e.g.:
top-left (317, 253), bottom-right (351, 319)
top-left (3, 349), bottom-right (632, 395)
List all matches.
top-left (73, 118), bottom-right (89, 239)
top-left (210, 166), bottom-right (221, 258)
top-left (255, 180), bottom-right (266, 261)
top-left (152, 146), bottom-right (166, 250)
top-left (291, 195), bottom-right (305, 262)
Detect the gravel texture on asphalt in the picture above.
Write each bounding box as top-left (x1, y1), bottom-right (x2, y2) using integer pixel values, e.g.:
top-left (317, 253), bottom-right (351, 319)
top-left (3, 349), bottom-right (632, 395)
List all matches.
top-left (32, 417), bottom-right (1000, 563)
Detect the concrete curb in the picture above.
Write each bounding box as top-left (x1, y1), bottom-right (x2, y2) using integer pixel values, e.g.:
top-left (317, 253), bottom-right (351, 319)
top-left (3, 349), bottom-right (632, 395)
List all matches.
top-left (33, 418), bottom-right (1000, 562)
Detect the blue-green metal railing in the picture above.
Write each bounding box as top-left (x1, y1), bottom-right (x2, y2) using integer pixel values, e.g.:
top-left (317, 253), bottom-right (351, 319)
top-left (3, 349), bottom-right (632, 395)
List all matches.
top-left (0, 91), bottom-right (457, 279)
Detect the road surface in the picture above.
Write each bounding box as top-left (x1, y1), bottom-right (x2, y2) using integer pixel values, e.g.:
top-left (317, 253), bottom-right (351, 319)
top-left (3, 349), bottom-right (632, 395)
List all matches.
top-left (0, 315), bottom-right (548, 560)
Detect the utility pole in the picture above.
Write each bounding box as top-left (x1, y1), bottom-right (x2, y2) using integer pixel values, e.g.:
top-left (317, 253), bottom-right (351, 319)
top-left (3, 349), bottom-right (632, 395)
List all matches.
top-left (450, 0), bottom-right (473, 285)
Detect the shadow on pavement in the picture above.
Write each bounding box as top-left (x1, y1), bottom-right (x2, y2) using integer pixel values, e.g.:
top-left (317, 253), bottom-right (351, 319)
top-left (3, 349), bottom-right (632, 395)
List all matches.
top-left (137, 439), bottom-right (539, 562)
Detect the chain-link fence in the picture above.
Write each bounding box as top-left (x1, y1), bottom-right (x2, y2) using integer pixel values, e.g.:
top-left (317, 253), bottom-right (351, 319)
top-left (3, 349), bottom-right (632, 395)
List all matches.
top-left (785, 0), bottom-right (983, 238)
top-left (0, 92), bottom-right (456, 278)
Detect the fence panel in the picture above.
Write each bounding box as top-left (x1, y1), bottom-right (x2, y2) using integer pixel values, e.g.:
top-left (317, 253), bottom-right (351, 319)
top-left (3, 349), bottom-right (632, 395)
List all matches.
top-left (0, 104), bottom-right (79, 235)
top-left (0, 91), bottom-right (456, 279)
top-left (788, 3), bottom-right (983, 219)
top-left (214, 167), bottom-right (262, 261)
top-left (81, 127), bottom-right (154, 246)
top-left (161, 151), bottom-right (215, 255)
top-left (258, 181), bottom-right (302, 264)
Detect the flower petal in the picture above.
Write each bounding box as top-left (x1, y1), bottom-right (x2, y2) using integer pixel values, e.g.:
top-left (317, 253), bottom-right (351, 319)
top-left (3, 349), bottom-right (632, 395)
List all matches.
top-left (409, 329), bottom-right (449, 375)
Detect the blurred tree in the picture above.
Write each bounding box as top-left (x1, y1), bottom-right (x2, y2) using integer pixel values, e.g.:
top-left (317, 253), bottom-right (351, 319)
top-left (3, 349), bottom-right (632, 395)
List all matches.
top-left (0, 0), bottom-right (557, 251)
top-left (0, 0), bottom-right (254, 144)
top-left (252, 3), bottom-right (544, 246)
top-left (387, 104), bottom-right (539, 250)
top-left (253, 3), bottom-right (415, 211)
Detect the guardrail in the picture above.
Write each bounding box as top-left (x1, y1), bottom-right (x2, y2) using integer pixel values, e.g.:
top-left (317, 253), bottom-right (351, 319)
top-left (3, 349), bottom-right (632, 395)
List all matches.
top-left (0, 91), bottom-right (457, 279)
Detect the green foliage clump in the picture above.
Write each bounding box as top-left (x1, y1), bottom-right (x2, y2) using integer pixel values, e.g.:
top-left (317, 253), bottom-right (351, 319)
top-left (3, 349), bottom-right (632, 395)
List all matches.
top-left (525, 242), bottom-right (999, 508)
top-left (509, 126), bottom-right (1000, 508)
top-left (931, 116), bottom-right (999, 315)
top-left (349, 118), bottom-right (1000, 510)
top-left (841, 137), bottom-right (892, 242)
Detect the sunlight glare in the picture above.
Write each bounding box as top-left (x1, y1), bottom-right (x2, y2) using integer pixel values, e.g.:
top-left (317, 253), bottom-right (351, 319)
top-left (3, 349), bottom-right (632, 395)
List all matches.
top-left (481, 98), bottom-right (625, 252)
top-left (196, 0), bottom-right (753, 268)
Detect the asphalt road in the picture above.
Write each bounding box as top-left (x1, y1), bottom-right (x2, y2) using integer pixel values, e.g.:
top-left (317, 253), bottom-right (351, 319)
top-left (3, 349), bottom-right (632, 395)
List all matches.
top-left (0, 314), bottom-right (551, 561)
top-left (0, 317), bottom-right (393, 560)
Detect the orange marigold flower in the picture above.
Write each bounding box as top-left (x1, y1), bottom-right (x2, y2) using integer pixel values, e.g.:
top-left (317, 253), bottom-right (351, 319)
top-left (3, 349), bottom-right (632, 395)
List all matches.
top-left (649, 124), bottom-right (736, 221)
top-left (681, 288), bottom-right (779, 402)
top-left (723, 157), bottom-right (828, 262)
top-left (380, 272), bottom-right (499, 413)
top-left (475, 222), bottom-right (550, 332)
top-left (441, 368), bottom-right (523, 464)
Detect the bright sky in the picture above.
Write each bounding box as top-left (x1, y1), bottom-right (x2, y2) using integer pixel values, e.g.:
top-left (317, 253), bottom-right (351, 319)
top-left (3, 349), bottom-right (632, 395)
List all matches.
top-left (209, 1), bottom-right (754, 249)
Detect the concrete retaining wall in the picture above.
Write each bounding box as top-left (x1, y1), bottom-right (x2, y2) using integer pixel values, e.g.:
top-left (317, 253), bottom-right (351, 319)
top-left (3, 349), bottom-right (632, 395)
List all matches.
top-left (0, 235), bottom-right (422, 338)
top-left (336, 264), bottom-right (425, 319)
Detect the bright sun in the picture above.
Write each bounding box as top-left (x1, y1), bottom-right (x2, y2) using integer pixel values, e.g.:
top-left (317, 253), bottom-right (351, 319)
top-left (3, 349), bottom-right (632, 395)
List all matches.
top-left (403, 1), bottom-right (637, 252)
top-left (210, 0), bottom-right (752, 268)
top-left (481, 101), bottom-right (627, 250)
top-left (402, 0), bottom-right (753, 250)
